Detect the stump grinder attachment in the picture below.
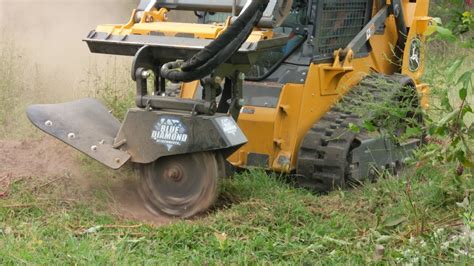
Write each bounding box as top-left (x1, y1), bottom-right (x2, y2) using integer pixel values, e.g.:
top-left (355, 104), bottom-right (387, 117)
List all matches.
top-left (28, 0), bottom-right (431, 218)
top-left (27, 99), bottom-right (246, 218)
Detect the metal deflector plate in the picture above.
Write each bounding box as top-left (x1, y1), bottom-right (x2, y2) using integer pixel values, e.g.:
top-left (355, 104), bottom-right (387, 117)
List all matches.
top-left (26, 98), bottom-right (131, 169)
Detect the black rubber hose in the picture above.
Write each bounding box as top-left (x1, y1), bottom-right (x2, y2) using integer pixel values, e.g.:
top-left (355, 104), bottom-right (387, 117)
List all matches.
top-left (161, 0), bottom-right (269, 82)
top-left (161, 10), bottom-right (261, 82)
top-left (181, 0), bottom-right (269, 72)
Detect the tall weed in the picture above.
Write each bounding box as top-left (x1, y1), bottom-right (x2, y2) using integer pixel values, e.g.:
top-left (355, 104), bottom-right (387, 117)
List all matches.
top-left (81, 57), bottom-right (134, 121)
top-left (0, 35), bottom-right (45, 139)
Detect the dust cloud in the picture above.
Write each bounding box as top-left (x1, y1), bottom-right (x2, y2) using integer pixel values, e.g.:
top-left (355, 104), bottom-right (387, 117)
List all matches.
top-left (0, 0), bottom-right (137, 99)
top-left (0, 1), bottom-right (193, 224)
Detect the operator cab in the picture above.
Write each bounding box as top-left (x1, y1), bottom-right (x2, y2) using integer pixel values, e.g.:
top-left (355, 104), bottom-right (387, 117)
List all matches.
top-left (197, 0), bottom-right (373, 83)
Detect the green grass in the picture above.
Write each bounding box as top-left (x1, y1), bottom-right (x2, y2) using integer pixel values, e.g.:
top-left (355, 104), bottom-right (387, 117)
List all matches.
top-left (1, 165), bottom-right (472, 264)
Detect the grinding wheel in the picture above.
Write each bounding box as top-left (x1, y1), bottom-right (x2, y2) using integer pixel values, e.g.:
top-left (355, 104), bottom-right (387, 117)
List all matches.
top-left (139, 152), bottom-right (222, 218)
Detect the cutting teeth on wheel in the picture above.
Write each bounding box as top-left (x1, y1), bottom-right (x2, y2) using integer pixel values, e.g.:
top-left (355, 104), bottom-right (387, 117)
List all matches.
top-left (138, 152), bottom-right (222, 218)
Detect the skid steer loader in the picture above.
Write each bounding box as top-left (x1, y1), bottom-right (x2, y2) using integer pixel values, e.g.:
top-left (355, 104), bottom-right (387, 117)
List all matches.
top-left (27, 0), bottom-right (431, 218)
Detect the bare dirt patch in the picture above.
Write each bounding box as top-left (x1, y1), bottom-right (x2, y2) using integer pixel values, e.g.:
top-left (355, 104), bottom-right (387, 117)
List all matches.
top-left (0, 138), bottom-right (80, 178)
top-left (0, 137), bottom-right (171, 225)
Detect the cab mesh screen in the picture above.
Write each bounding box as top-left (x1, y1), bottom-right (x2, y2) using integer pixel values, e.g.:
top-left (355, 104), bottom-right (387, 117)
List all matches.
top-left (314, 0), bottom-right (372, 59)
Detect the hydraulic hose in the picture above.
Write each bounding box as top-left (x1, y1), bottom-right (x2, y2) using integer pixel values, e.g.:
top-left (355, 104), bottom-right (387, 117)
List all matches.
top-left (161, 0), bottom-right (270, 82)
top-left (161, 11), bottom-right (261, 82)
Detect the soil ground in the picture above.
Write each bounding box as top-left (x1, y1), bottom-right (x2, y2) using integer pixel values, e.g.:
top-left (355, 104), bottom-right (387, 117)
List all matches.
top-left (0, 137), bottom-right (170, 225)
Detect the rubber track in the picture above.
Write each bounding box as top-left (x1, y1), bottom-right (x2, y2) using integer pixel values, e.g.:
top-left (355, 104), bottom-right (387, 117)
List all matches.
top-left (296, 73), bottom-right (412, 192)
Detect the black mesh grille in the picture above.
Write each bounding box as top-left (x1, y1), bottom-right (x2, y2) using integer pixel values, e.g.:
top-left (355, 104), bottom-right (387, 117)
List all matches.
top-left (314, 0), bottom-right (372, 59)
